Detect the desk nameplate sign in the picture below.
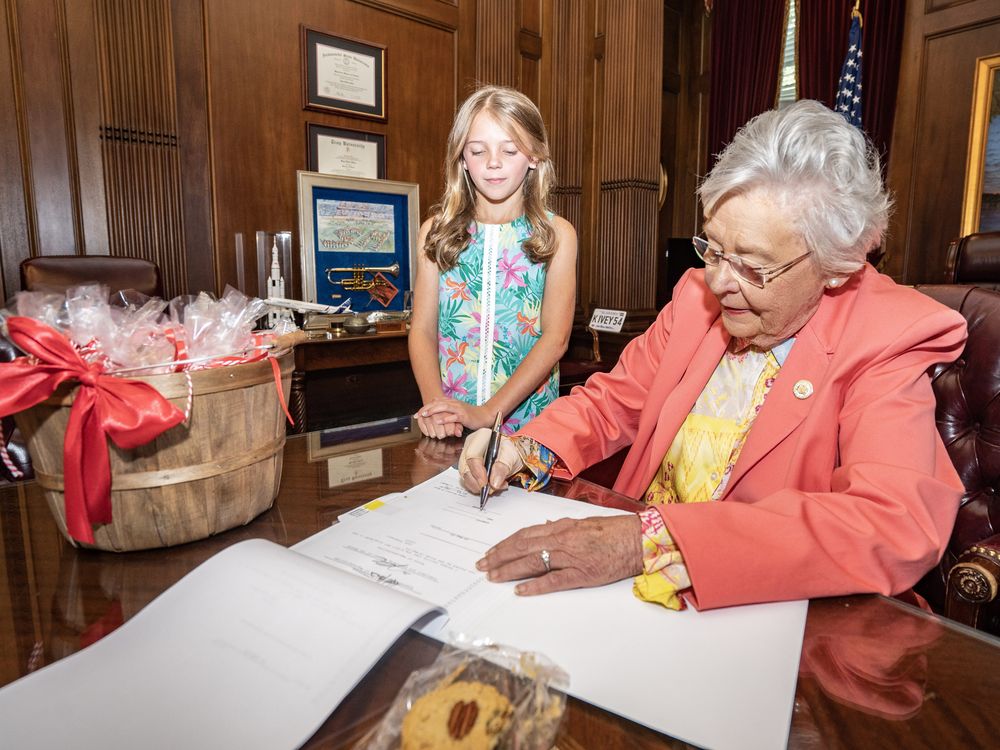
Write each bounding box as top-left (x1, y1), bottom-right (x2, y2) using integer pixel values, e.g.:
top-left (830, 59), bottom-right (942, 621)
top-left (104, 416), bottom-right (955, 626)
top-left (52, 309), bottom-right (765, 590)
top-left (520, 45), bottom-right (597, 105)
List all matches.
top-left (326, 449), bottom-right (383, 487)
top-left (589, 308), bottom-right (627, 333)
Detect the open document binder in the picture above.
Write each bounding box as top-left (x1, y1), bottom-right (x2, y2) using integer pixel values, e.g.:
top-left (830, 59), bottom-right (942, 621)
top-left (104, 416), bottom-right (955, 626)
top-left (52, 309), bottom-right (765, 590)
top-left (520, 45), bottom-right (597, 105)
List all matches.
top-left (0, 469), bottom-right (807, 750)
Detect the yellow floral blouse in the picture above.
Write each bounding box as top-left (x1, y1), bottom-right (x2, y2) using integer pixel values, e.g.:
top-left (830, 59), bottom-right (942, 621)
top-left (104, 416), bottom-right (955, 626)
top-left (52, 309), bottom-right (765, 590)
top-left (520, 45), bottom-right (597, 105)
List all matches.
top-left (516, 337), bottom-right (794, 610)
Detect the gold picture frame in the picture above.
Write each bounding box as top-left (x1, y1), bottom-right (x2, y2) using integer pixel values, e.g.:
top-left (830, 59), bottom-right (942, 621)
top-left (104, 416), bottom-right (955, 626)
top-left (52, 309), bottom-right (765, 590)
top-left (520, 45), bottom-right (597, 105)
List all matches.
top-left (960, 53), bottom-right (1000, 235)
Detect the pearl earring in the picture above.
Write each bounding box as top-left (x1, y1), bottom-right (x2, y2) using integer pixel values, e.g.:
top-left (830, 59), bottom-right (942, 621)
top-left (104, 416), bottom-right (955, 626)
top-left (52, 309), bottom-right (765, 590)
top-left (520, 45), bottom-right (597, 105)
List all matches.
top-left (828, 279), bottom-right (840, 288)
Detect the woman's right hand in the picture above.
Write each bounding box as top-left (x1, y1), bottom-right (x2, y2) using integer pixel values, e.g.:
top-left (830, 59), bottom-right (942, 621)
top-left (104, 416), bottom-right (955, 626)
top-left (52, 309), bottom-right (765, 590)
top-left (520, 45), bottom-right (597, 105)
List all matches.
top-left (457, 428), bottom-right (525, 495)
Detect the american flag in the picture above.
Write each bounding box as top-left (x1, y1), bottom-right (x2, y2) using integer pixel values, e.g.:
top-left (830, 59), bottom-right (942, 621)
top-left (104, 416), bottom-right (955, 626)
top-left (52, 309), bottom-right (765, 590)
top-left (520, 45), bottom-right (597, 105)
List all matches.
top-left (834, 11), bottom-right (863, 128)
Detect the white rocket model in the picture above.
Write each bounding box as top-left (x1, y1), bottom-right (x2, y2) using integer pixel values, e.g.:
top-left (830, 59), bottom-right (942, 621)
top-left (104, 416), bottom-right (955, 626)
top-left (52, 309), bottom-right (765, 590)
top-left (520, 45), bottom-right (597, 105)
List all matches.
top-left (266, 239), bottom-right (293, 329)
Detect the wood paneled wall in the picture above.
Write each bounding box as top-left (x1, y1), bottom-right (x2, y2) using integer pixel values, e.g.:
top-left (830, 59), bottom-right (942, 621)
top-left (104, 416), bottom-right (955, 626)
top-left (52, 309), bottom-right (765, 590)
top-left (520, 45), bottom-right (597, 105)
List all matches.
top-left (204, 0), bottom-right (474, 298)
top-left (94, 0), bottom-right (187, 295)
top-left (16, 1), bottom-right (987, 334)
top-left (0, 0), bottom-right (476, 301)
top-left (885, 0), bottom-right (1000, 283)
top-left (477, 0), bottom-right (519, 89)
top-left (0, 0), bottom-right (78, 298)
top-left (0, 0), bottom-right (216, 299)
top-left (660, 0), bottom-right (709, 243)
top-left (594, 2), bottom-right (663, 319)
top-left (548, 0), bottom-right (593, 303)
top-left (476, 1), bottom-right (666, 331)
top-left (2, 0), bottom-right (689, 339)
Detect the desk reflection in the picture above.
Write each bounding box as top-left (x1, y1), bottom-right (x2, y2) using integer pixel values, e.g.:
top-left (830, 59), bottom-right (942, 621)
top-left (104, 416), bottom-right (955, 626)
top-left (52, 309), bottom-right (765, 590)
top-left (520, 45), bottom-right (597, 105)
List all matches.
top-left (799, 597), bottom-right (942, 721)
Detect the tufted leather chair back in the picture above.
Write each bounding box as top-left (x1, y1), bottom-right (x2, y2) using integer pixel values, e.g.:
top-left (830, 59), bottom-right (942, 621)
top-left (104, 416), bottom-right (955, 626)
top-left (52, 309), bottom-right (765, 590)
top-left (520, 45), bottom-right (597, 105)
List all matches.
top-left (944, 231), bottom-right (1000, 290)
top-left (912, 284), bottom-right (1000, 614)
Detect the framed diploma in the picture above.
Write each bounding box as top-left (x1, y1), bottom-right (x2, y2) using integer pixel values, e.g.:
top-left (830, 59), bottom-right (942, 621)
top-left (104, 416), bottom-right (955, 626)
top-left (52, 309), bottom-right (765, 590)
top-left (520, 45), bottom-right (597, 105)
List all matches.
top-left (307, 124), bottom-right (386, 179)
top-left (302, 27), bottom-right (386, 120)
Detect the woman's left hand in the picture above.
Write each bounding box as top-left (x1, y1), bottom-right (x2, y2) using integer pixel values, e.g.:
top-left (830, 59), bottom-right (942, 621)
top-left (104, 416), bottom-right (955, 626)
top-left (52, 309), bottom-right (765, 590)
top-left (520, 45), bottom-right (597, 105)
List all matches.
top-left (476, 515), bottom-right (643, 595)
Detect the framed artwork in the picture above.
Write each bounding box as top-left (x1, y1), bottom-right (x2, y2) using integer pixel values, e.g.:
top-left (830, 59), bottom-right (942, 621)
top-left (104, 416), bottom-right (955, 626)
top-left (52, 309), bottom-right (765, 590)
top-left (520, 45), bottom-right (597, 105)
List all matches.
top-left (961, 53), bottom-right (1000, 235)
top-left (306, 124), bottom-right (386, 179)
top-left (297, 171), bottom-right (419, 312)
top-left (302, 27), bottom-right (386, 121)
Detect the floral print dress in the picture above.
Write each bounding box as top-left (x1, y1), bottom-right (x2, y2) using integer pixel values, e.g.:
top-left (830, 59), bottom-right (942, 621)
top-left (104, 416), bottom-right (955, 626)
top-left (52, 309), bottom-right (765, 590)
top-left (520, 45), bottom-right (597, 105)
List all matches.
top-left (437, 215), bottom-right (559, 434)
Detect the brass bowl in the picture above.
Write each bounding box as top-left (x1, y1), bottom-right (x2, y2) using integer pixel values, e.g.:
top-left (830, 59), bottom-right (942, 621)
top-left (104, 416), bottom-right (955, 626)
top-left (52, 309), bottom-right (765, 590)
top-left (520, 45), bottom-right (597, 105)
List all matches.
top-left (343, 315), bottom-right (370, 334)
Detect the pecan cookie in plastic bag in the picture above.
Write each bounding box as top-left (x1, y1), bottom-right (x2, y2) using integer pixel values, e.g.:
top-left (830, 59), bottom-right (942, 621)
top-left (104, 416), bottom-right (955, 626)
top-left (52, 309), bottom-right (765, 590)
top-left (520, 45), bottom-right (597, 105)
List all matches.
top-left (357, 640), bottom-right (568, 750)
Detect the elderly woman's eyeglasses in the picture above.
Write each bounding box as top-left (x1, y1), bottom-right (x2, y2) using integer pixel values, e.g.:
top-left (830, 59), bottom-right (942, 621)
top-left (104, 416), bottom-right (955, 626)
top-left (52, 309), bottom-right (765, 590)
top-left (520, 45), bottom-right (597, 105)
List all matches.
top-left (691, 236), bottom-right (811, 289)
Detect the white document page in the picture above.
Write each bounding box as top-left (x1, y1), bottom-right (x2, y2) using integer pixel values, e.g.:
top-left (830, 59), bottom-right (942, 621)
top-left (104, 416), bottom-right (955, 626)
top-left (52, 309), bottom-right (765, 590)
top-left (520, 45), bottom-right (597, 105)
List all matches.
top-left (452, 576), bottom-right (805, 750)
top-left (298, 468), bottom-right (807, 750)
top-left (0, 539), bottom-right (441, 750)
top-left (293, 468), bottom-right (619, 615)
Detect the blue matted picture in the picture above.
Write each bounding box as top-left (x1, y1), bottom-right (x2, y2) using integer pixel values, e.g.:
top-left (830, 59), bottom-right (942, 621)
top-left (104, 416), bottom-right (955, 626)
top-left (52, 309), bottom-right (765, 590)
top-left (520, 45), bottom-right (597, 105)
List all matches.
top-left (297, 172), bottom-right (419, 312)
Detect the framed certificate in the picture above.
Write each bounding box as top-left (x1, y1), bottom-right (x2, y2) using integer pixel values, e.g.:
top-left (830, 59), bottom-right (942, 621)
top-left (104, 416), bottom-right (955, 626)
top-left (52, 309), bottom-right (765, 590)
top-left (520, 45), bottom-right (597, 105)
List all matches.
top-left (307, 124), bottom-right (386, 179)
top-left (302, 27), bottom-right (386, 121)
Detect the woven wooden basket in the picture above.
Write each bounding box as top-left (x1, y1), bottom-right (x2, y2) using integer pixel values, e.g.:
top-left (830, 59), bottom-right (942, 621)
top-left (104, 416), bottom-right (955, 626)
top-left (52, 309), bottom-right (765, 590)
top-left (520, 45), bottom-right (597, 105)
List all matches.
top-left (14, 350), bottom-right (293, 552)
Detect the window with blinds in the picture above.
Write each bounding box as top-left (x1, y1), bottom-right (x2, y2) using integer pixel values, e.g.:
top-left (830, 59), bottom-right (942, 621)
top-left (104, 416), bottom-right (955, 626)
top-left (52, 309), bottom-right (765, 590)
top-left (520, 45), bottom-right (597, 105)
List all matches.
top-left (777, 0), bottom-right (797, 108)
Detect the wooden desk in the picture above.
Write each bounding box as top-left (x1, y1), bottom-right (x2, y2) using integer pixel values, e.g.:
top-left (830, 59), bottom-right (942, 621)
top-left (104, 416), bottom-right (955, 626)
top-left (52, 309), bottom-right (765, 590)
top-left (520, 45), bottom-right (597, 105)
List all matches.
top-left (2, 434), bottom-right (1000, 748)
top-left (289, 330), bottom-right (420, 433)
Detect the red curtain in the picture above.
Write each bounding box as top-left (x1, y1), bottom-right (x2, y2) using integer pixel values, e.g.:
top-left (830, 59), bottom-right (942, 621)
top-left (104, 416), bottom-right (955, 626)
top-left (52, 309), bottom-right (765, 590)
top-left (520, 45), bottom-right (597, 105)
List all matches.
top-left (798, 0), bottom-right (906, 167)
top-left (707, 0), bottom-right (787, 167)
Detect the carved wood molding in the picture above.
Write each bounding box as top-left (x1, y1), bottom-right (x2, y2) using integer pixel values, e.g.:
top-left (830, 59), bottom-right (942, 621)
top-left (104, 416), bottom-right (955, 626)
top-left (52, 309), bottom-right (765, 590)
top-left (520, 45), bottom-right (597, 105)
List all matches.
top-left (477, 0), bottom-right (518, 87)
top-left (348, 0), bottom-right (460, 31)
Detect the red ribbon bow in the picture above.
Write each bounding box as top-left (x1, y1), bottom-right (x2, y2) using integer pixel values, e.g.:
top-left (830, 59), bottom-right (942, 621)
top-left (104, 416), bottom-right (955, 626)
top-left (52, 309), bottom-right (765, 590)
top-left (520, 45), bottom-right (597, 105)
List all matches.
top-left (0, 317), bottom-right (184, 544)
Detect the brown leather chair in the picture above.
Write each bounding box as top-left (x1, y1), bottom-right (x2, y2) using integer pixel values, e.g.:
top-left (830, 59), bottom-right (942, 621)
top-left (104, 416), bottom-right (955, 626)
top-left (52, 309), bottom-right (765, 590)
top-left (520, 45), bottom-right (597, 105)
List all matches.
top-left (944, 231), bottom-right (1000, 290)
top-left (19, 255), bottom-right (162, 297)
top-left (914, 284), bottom-right (1000, 635)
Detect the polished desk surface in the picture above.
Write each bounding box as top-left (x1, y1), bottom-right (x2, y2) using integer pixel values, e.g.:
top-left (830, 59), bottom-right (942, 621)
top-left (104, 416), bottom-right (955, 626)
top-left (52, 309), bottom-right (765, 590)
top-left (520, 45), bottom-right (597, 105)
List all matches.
top-left (2, 431), bottom-right (1000, 749)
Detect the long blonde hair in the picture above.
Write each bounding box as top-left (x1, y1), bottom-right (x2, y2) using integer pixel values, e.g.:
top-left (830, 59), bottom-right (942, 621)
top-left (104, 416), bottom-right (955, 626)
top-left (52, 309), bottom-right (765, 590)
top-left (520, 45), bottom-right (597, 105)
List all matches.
top-left (424, 86), bottom-right (557, 270)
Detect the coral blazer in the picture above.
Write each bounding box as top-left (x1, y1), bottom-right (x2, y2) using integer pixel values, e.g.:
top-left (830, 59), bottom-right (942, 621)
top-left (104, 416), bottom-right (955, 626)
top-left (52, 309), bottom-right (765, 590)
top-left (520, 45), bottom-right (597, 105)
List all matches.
top-left (519, 266), bottom-right (968, 610)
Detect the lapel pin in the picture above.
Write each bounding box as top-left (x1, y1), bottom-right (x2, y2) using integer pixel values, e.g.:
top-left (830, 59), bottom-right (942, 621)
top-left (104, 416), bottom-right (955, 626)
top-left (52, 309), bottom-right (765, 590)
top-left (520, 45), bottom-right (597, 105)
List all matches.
top-left (793, 380), bottom-right (814, 399)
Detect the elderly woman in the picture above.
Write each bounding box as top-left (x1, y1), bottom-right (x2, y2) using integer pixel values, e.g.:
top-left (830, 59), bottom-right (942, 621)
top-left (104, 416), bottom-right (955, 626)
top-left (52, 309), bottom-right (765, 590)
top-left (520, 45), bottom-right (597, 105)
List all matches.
top-left (458, 100), bottom-right (968, 611)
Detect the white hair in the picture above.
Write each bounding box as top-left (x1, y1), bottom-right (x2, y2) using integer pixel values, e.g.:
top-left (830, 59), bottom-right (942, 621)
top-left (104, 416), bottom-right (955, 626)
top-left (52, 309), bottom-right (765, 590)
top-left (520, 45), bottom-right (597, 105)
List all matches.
top-left (698, 100), bottom-right (891, 276)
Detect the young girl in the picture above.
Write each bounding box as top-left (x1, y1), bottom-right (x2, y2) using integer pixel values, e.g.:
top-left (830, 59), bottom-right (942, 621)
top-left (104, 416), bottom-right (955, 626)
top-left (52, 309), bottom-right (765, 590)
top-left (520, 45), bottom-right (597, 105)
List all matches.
top-left (409, 86), bottom-right (577, 439)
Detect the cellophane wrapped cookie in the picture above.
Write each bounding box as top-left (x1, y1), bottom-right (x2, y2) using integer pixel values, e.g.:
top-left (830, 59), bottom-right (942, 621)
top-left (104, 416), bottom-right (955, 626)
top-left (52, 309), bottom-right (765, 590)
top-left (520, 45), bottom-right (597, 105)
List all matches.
top-left (358, 641), bottom-right (568, 750)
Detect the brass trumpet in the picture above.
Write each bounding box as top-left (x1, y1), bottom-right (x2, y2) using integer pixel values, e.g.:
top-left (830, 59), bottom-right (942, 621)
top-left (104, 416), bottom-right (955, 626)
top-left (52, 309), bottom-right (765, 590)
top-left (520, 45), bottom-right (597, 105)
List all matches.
top-left (325, 263), bottom-right (400, 291)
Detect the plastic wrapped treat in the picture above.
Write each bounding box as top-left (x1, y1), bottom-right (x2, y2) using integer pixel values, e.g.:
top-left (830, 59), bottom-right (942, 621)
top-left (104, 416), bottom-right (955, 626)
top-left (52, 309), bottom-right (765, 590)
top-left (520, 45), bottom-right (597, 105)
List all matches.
top-left (168, 286), bottom-right (268, 365)
top-left (7, 284), bottom-right (277, 373)
top-left (358, 641), bottom-right (568, 750)
top-left (14, 289), bottom-right (69, 332)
